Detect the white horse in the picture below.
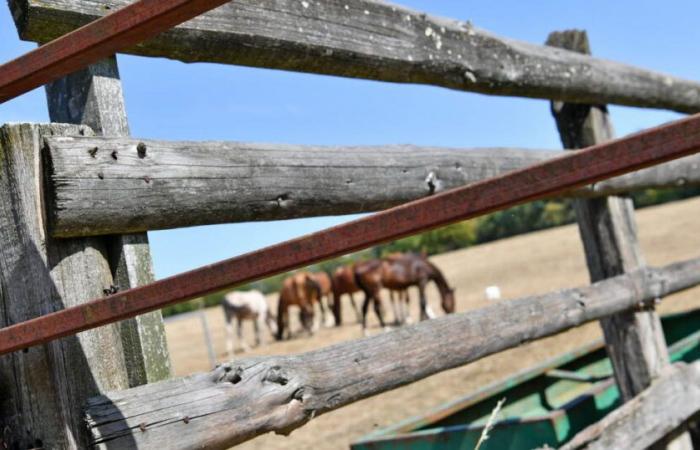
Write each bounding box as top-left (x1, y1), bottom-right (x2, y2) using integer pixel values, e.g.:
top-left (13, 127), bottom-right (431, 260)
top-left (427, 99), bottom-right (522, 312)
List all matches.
top-left (222, 290), bottom-right (277, 358)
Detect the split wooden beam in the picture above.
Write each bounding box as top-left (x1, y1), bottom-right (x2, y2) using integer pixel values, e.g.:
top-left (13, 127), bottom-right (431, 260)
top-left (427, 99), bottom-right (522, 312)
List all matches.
top-left (0, 124), bottom-right (132, 449)
top-left (45, 56), bottom-right (172, 386)
top-left (83, 257), bottom-right (700, 449)
top-left (558, 362), bottom-right (700, 450)
top-left (547, 29), bottom-right (693, 450)
top-left (43, 136), bottom-right (700, 237)
top-left (8, 0), bottom-right (700, 113)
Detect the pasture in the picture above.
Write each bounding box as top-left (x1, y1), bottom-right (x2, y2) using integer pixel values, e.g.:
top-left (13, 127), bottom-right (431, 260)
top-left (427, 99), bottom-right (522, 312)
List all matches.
top-left (165, 196), bottom-right (700, 450)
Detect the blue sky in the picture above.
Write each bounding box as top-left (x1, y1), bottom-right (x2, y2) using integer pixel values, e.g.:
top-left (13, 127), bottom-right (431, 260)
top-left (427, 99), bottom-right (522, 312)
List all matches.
top-left (0, 1), bottom-right (696, 279)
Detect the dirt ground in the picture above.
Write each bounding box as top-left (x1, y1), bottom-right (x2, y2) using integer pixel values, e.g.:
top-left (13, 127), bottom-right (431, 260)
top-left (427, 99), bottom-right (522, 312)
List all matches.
top-left (164, 196), bottom-right (700, 450)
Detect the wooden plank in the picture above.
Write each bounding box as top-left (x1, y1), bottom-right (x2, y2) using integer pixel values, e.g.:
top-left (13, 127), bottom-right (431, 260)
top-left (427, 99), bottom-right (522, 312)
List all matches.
top-left (46, 55), bottom-right (172, 386)
top-left (8, 1), bottom-right (700, 113)
top-left (0, 0), bottom-right (230, 103)
top-left (83, 257), bottom-right (700, 449)
top-left (558, 362), bottom-right (700, 450)
top-left (3, 111), bottom-right (700, 355)
top-left (0, 123), bottom-right (130, 449)
top-left (43, 136), bottom-right (700, 237)
top-left (548, 28), bottom-right (671, 399)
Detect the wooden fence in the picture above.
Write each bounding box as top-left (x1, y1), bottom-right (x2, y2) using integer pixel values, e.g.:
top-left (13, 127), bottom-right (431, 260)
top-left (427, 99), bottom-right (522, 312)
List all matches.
top-left (1, 1), bottom-right (700, 449)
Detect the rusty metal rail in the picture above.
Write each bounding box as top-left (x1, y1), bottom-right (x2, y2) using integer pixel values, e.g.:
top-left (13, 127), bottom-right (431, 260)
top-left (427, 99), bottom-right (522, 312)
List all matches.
top-left (1, 113), bottom-right (700, 355)
top-left (0, 0), bottom-right (229, 103)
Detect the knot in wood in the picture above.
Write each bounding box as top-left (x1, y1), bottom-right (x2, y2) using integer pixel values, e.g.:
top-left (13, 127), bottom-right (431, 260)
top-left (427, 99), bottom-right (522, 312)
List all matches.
top-left (263, 365), bottom-right (290, 386)
top-left (213, 363), bottom-right (243, 384)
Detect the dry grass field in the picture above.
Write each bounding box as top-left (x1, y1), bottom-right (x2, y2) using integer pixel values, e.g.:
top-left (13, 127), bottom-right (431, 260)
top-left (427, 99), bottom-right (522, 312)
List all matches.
top-left (164, 196), bottom-right (700, 450)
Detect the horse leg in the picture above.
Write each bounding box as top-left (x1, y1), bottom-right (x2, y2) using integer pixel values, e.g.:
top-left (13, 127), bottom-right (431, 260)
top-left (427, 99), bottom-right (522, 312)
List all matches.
top-left (312, 300), bottom-right (321, 332)
top-left (276, 301), bottom-right (286, 341)
top-left (361, 292), bottom-right (372, 337)
top-left (403, 290), bottom-right (414, 324)
top-left (224, 310), bottom-right (235, 359)
top-left (418, 281), bottom-right (430, 321)
top-left (266, 311), bottom-right (278, 338)
top-left (350, 294), bottom-right (362, 323)
top-left (372, 290), bottom-right (389, 331)
top-left (254, 315), bottom-right (263, 347)
top-left (332, 290), bottom-right (342, 327)
top-left (389, 290), bottom-right (399, 325)
top-left (319, 295), bottom-right (333, 328)
top-left (237, 317), bottom-right (251, 352)
top-left (303, 304), bottom-right (316, 336)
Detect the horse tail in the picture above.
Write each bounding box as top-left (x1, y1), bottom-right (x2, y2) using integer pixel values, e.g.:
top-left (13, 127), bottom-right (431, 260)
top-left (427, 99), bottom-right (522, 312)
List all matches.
top-left (353, 263), bottom-right (373, 298)
top-left (329, 268), bottom-right (346, 326)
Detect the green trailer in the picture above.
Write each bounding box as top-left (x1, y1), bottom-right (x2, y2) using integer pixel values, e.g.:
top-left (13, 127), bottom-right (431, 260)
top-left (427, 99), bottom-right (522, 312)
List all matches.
top-left (352, 308), bottom-right (700, 450)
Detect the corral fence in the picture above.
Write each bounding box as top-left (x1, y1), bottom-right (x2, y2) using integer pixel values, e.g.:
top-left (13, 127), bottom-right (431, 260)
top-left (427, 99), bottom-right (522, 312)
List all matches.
top-left (1, 1), bottom-right (700, 449)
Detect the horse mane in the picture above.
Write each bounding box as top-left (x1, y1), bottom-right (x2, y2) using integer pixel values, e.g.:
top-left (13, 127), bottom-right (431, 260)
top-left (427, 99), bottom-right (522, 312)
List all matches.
top-left (424, 259), bottom-right (451, 291)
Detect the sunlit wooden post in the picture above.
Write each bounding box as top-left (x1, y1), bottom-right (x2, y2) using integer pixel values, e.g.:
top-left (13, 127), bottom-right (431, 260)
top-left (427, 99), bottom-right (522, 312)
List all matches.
top-left (547, 29), bottom-right (693, 449)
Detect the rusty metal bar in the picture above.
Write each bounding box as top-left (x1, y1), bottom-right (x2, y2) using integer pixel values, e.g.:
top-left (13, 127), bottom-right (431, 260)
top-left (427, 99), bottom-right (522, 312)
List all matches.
top-left (0, 0), bottom-right (230, 104)
top-left (2, 114), bottom-right (700, 354)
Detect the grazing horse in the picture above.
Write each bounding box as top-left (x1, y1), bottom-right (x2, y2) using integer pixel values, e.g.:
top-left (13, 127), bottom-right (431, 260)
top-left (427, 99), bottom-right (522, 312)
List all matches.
top-left (310, 271), bottom-right (335, 328)
top-left (330, 264), bottom-right (363, 326)
top-left (222, 290), bottom-right (277, 358)
top-left (276, 272), bottom-right (322, 340)
top-left (355, 253), bottom-right (455, 335)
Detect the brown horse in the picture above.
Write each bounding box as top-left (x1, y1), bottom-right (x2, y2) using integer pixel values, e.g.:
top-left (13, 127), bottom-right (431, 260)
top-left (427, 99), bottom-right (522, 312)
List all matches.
top-left (330, 264), bottom-right (363, 326)
top-left (310, 271), bottom-right (334, 328)
top-left (276, 272), bottom-right (321, 340)
top-left (354, 253), bottom-right (455, 334)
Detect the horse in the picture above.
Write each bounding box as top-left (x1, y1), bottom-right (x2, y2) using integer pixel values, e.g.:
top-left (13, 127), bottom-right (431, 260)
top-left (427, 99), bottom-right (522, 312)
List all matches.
top-left (330, 264), bottom-right (363, 326)
top-left (222, 290), bottom-right (277, 358)
top-left (355, 253), bottom-right (455, 335)
top-left (310, 271), bottom-right (335, 328)
top-left (276, 271), bottom-right (322, 340)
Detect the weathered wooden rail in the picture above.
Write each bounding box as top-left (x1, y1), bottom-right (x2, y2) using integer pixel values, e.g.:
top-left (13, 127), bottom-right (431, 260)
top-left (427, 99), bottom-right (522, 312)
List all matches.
top-left (85, 258), bottom-right (700, 449)
top-left (45, 136), bottom-right (700, 237)
top-left (2, 0), bottom-right (700, 449)
top-left (8, 0), bottom-right (700, 113)
top-left (557, 361), bottom-right (700, 450)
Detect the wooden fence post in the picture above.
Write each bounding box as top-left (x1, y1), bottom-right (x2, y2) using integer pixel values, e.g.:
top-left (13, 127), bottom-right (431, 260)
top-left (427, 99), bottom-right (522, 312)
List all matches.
top-left (45, 56), bottom-right (172, 386)
top-left (0, 123), bottom-right (132, 449)
top-left (547, 30), bottom-right (693, 449)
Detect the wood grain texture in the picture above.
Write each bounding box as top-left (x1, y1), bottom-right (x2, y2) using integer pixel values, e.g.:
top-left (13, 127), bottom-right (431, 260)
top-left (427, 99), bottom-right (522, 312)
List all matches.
top-left (548, 30), bottom-right (671, 403)
top-left (45, 55), bottom-right (172, 386)
top-left (559, 362), bottom-right (700, 450)
top-left (8, 0), bottom-right (700, 113)
top-left (43, 136), bottom-right (700, 237)
top-left (84, 257), bottom-right (700, 450)
top-left (0, 123), bottom-right (130, 449)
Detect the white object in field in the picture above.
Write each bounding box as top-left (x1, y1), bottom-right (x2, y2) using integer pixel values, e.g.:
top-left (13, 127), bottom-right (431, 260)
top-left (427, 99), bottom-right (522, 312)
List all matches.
top-left (485, 286), bottom-right (502, 301)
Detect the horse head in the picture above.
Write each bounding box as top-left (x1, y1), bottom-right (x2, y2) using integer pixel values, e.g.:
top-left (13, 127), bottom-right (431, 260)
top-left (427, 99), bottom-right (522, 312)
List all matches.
top-left (442, 286), bottom-right (456, 314)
